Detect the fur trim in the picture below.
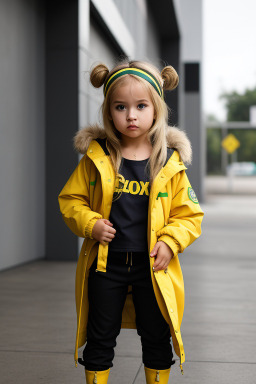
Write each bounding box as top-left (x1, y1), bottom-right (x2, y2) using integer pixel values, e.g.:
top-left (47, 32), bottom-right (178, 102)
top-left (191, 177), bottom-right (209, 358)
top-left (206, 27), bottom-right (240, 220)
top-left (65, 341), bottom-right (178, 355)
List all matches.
top-left (73, 124), bottom-right (192, 165)
top-left (166, 126), bottom-right (192, 164)
top-left (73, 124), bottom-right (106, 154)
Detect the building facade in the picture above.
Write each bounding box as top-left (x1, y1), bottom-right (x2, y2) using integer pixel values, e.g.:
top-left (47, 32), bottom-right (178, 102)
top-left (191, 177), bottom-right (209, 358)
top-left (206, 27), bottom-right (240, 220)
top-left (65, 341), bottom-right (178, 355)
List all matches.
top-left (0, 0), bottom-right (203, 269)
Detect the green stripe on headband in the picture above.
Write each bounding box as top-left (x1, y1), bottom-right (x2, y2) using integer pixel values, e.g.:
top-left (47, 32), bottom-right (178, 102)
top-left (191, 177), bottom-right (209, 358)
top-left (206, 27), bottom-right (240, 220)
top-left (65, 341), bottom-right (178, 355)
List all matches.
top-left (104, 68), bottom-right (163, 99)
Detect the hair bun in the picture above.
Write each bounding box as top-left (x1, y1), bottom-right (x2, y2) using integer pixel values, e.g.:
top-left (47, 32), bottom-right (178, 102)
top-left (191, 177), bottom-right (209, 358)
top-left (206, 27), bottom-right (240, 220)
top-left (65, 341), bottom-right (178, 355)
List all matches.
top-left (90, 63), bottom-right (109, 88)
top-left (161, 65), bottom-right (179, 91)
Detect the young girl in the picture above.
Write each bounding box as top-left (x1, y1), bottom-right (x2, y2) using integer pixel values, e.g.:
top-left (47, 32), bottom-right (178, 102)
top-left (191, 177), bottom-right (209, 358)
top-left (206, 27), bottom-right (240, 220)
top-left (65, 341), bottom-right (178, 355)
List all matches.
top-left (58, 59), bottom-right (204, 384)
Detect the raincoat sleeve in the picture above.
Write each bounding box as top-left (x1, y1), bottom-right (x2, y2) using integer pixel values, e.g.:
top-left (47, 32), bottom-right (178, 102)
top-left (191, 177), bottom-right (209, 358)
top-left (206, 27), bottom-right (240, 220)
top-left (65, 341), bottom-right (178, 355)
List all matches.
top-left (156, 170), bottom-right (204, 258)
top-left (58, 154), bottom-right (102, 239)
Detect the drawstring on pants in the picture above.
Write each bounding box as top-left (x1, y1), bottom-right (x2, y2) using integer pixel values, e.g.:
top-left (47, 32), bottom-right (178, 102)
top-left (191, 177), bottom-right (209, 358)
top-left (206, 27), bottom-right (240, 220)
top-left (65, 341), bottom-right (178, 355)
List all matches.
top-left (126, 251), bottom-right (133, 272)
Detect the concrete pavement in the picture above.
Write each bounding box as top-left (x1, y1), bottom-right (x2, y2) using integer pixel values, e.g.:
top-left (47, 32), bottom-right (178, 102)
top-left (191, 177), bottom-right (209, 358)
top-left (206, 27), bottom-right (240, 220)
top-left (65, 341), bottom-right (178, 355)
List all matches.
top-left (1, 181), bottom-right (256, 383)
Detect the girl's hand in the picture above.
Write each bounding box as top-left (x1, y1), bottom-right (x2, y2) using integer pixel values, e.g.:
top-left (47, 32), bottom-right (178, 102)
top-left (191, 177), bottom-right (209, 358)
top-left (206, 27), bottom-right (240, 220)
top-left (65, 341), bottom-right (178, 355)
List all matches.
top-left (150, 241), bottom-right (174, 271)
top-left (91, 219), bottom-right (116, 245)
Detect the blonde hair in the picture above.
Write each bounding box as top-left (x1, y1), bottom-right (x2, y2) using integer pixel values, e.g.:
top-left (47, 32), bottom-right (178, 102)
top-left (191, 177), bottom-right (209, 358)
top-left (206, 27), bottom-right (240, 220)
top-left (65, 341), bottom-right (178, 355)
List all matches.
top-left (89, 59), bottom-right (179, 188)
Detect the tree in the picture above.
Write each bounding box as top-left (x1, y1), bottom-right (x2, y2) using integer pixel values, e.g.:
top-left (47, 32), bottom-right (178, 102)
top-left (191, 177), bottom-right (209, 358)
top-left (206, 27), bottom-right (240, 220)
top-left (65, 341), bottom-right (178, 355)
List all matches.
top-left (207, 126), bottom-right (222, 174)
top-left (218, 87), bottom-right (256, 163)
top-left (219, 87), bottom-right (256, 121)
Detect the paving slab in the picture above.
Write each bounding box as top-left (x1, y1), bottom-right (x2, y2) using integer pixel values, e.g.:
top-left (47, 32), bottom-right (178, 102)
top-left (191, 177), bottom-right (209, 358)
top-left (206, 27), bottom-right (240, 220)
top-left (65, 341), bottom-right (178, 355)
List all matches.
top-left (0, 350), bottom-right (141, 384)
top-left (1, 190), bottom-right (256, 383)
top-left (0, 261), bottom-right (77, 353)
top-left (135, 361), bottom-right (256, 384)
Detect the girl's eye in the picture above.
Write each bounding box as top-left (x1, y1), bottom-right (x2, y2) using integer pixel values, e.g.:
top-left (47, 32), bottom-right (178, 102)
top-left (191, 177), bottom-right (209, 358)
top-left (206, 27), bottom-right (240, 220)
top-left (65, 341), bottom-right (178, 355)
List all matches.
top-left (115, 104), bottom-right (147, 111)
top-left (116, 105), bottom-right (125, 111)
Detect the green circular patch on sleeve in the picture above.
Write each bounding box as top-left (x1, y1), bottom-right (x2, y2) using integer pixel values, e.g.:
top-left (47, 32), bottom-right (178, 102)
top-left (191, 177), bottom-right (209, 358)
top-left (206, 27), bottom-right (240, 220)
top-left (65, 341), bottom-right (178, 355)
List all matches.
top-left (188, 187), bottom-right (199, 204)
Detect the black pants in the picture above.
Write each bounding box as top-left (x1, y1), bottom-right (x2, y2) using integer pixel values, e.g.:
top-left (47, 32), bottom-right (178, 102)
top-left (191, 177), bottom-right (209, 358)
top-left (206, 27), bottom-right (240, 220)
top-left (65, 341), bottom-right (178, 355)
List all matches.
top-left (78, 250), bottom-right (175, 371)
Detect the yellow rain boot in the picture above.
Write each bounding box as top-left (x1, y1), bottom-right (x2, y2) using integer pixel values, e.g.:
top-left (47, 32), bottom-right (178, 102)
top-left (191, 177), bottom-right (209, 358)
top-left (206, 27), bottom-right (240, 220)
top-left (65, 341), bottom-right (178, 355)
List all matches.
top-left (144, 366), bottom-right (171, 384)
top-left (85, 368), bottom-right (110, 384)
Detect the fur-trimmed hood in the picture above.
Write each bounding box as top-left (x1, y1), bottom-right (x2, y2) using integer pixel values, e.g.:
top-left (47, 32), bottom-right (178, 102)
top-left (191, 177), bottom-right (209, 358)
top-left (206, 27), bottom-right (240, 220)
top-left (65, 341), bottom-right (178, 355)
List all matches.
top-left (73, 124), bottom-right (192, 165)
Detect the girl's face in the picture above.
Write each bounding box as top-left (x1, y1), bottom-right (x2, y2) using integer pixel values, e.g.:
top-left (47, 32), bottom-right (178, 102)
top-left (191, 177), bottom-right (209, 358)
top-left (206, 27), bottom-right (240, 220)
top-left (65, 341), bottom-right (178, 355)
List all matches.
top-left (109, 78), bottom-right (155, 142)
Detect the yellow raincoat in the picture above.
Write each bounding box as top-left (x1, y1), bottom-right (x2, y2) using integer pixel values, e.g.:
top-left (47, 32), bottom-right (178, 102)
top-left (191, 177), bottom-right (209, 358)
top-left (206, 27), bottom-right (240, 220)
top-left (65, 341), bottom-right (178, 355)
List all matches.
top-left (58, 125), bottom-right (204, 374)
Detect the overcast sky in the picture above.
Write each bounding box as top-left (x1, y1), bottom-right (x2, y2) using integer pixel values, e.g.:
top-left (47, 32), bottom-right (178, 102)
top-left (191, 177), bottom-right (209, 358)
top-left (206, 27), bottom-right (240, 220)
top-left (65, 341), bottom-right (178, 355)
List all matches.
top-left (203, 0), bottom-right (256, 121)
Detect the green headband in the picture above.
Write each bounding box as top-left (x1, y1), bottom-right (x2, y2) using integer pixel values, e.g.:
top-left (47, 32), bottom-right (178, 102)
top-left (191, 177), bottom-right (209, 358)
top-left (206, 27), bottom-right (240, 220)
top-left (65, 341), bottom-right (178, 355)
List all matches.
top-left (103, 67), bottom-right (164, 99)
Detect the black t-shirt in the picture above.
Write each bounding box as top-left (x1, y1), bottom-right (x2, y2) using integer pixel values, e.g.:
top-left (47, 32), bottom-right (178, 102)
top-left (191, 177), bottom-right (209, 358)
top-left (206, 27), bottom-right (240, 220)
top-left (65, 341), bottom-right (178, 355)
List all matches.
top-left (108, 157), bottom-right (150, 252)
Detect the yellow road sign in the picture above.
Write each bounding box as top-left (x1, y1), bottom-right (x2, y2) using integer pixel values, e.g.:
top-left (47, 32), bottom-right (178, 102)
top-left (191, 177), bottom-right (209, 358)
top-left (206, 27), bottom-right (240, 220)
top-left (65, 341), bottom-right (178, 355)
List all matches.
top-left (221, 134), bottom-right (240, 154)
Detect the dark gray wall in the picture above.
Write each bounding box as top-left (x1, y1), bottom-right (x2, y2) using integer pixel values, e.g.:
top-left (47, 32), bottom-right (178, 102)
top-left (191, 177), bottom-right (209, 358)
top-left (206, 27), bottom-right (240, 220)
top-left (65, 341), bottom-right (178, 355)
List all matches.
top-left (147, 0), bottom-right (180, 126)
top-left (183, 62), bottom-right (204, 201)
top-left (161, 38), bottom-right (180, 126)
top-left (45, 0), bottom-right (79, 260)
